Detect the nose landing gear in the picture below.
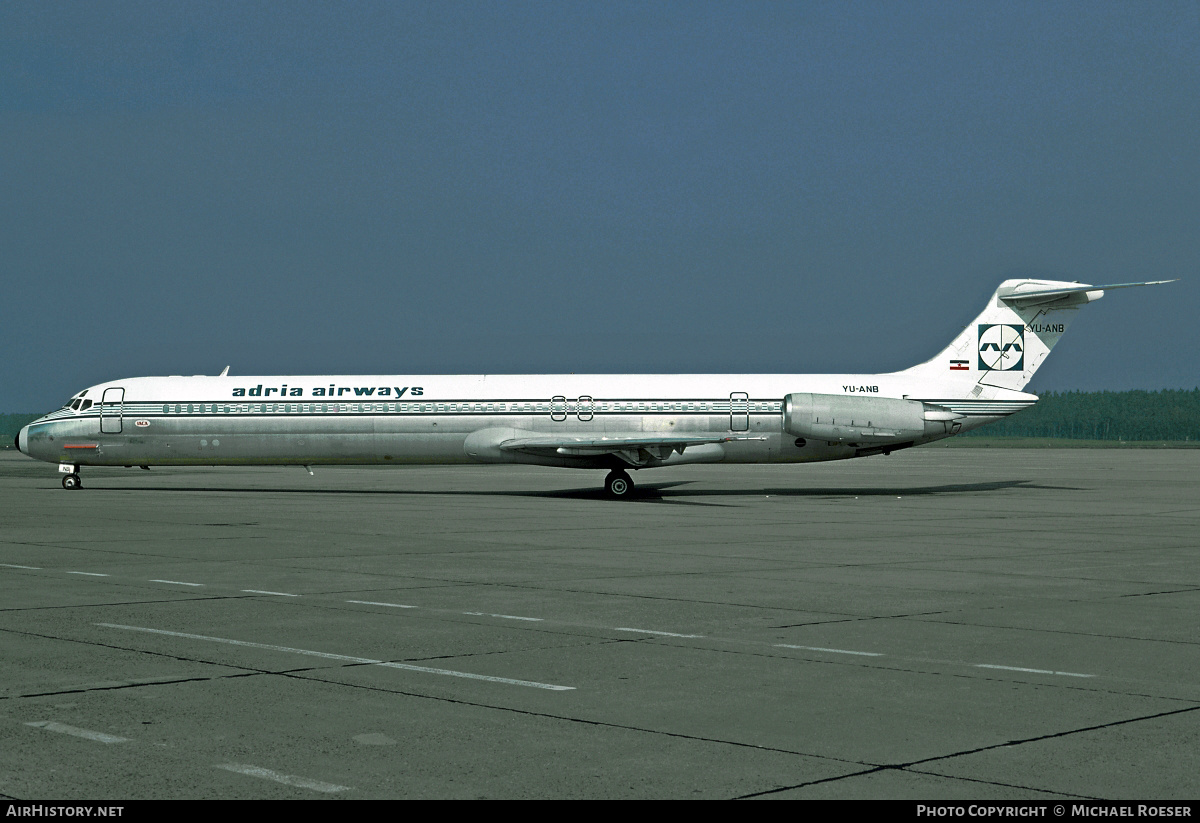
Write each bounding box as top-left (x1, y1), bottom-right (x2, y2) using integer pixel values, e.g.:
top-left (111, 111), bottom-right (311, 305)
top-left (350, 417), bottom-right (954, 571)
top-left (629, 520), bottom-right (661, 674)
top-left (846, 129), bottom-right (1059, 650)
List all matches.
top-left (59, 463), bottom-right (82, 490)
top-left (604, 469), bottom-right (635, 499)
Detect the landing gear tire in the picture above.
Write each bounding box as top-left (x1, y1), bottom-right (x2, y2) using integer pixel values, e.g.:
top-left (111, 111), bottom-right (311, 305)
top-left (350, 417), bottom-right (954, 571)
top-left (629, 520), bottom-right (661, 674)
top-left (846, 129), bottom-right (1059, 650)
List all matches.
top-left (604, 470), bottom-right (635, 499)
top-left (62, 473), bottom-right (82, 490)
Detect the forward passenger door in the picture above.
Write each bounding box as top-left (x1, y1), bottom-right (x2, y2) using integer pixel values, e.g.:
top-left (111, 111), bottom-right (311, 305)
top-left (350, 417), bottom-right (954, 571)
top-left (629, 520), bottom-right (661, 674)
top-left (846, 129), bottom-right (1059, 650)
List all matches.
top-left (100, 387), bottom-right (125, 433)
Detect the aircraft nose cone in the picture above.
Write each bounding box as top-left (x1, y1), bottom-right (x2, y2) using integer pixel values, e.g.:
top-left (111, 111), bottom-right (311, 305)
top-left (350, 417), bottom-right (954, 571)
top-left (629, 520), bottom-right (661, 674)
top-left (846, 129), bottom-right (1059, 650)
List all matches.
top-left (12, 433), bottom-right (18, 452)
top-left (16, 425), bottom-right (28, 455)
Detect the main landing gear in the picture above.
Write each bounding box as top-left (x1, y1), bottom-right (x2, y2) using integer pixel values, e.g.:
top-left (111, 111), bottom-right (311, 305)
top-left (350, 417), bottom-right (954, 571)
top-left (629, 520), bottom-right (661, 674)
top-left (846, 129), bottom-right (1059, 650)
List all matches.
top-left (604, 469), bottom-right (635, 500)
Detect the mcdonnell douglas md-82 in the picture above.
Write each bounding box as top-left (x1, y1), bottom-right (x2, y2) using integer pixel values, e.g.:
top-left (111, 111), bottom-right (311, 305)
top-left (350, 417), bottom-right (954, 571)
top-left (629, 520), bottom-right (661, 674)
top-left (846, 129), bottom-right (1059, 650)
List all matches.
top-left (16, 279), bottom-right (1172, 498)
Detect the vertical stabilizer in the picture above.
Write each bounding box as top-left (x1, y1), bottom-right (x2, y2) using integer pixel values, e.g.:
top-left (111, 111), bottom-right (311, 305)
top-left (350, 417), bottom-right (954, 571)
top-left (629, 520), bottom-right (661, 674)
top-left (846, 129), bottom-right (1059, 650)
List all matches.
top-left (898, 279), bottom-right (1173, 397)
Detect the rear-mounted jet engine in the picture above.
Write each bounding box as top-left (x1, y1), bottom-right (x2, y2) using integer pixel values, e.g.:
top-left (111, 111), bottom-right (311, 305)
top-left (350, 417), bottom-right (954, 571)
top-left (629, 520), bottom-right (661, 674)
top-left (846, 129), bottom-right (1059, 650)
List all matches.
top-left (782, 393), bottom-right (962, 450)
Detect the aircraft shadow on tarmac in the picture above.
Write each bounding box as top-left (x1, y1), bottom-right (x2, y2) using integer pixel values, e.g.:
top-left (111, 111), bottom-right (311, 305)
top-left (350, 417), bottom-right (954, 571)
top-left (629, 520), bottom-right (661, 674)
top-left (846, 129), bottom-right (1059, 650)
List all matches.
top-left (93, 478), bottom-right (1078, 507)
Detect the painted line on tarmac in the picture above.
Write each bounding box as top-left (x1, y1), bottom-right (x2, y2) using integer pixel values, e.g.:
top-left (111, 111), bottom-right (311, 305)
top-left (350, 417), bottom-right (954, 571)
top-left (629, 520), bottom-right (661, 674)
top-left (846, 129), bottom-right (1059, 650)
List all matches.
top-left (34, 570), bottom-right (1106, 683)
top-left (374, 660), bottom-right (571, 689)
top-left (346, 600), bottom-right (417, 609)
top-left (614, 627), bottom-right (705, 638)
top-left (97, 623), bottom-right (575, 691)
top-left (25, 721), bottom-right (129, 744)
top-left (216, 763), bottom-right (351, 794)
top-left (774, 644), bottom-right (884, 657)
top-left (0, 564), bottom-right (40, 570)
top-left (975, 664), bottom-right (1095, 678)
top-left (464, 612), bottom-right (544, 622)
top-left (771, 645), bottom-right (1096, 678)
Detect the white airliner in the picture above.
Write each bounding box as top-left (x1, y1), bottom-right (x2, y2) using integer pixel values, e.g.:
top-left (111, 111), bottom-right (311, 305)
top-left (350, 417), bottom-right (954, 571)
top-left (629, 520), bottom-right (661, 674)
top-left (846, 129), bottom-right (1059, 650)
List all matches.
top-left (15, 279), bottom-right (1171, 497)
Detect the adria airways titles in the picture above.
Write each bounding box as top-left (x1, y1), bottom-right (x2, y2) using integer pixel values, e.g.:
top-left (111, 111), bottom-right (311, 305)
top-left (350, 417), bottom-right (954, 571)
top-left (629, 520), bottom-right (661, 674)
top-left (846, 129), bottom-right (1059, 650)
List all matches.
top-left (15, 279), bottom-right (1172, 497)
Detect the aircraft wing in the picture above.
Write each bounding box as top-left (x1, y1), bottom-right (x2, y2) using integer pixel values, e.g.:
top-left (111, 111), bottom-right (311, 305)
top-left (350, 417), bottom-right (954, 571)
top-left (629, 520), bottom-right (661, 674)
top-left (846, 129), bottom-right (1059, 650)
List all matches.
top-left (496, 433), bottom-right (766, 463)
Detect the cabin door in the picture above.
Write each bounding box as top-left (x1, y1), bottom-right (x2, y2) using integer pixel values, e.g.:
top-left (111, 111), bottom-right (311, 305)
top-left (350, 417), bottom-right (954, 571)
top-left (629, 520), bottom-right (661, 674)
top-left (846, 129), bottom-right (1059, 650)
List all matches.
top-left (576, 395), bottom-right (594, 421)
top-left (100, 387), bottom-right (125, 434)
top-left (550, 395), bottom-right (568, 422)
top-left (729, 392), bottom-right (749, 432)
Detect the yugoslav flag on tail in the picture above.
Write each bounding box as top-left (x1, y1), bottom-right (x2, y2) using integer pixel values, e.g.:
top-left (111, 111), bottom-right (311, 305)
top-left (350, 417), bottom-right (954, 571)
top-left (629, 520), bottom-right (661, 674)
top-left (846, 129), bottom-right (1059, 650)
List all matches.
top-left (900, 279), bottom-right (1175, 397)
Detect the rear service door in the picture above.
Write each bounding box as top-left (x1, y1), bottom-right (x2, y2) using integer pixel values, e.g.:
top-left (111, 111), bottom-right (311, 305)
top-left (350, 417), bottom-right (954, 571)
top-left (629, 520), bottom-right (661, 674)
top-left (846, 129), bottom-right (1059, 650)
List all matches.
top-left (100, 387), bottom-right (124, 433)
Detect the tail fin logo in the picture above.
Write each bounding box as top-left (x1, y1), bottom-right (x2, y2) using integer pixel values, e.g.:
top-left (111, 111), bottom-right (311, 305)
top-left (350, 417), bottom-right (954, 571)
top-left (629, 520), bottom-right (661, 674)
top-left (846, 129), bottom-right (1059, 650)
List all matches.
top-left (978, 324), bottom-right (1024, 371)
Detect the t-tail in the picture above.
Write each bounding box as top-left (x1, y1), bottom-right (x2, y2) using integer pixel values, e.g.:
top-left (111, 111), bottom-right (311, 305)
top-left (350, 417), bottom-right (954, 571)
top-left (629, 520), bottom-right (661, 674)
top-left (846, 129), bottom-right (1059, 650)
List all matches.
top-left (899, 278), bottom-right (1175, 398)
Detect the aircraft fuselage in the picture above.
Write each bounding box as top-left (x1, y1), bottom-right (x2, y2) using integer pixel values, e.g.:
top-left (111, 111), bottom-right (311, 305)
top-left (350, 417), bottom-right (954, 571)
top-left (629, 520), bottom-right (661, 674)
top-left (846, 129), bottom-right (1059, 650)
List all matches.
top-left (17, 373), bottom-right (1024, 474)
top-left (17, 279), bottom-right (1170, 496)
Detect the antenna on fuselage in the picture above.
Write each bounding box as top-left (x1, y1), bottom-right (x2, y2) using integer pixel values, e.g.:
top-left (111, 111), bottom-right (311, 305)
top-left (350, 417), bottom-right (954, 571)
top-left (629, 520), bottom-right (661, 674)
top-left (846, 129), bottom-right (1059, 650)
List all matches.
top-left (219, 366), bottom-right (230, 376)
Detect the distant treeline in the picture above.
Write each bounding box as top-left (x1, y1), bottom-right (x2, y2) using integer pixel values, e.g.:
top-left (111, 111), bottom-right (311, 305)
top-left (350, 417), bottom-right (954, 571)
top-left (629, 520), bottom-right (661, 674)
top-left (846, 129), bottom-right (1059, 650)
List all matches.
top-left (962, 389), bottom-right (1200, 441)
top-left (3, 390), bottom-right (1199, 446)
top-left (1, 413), bottom-right (44, 445)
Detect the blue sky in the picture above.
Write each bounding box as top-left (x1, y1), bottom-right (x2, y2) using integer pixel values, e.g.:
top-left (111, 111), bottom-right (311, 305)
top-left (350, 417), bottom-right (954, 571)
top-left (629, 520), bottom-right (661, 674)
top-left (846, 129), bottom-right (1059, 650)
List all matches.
top-left (2, 1), bottom-right (1196, 410)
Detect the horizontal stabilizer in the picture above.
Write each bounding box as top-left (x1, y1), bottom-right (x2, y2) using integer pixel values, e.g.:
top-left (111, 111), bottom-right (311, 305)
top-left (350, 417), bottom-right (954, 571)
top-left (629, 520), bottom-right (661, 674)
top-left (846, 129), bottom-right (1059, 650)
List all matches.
top-left (998, 280), bottom-right (1175, 306)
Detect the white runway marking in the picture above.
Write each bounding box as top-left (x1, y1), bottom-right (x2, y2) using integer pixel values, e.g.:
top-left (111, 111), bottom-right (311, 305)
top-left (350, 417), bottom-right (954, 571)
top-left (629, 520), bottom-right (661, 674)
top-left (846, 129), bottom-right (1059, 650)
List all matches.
top-left (97, 623), bottom-right (575, 690)
top-left (216, 763), bottom-right (352, 793)
top-left (0, 563), bottom-right (40, 570)
top-left (374, 660), bottom-right (571, 688)
top-left (464, 612), bottom-right (544, 622)
top-left (67, 571), bottom-right (108, 577)
top-left (346, 600), bottom-right (417, 608)
top-left (774, 644), bottom-right (884, 657)
top-left (151, 580), bottom-right (205, 587)
top-left (975, 664), bottom-right (1095, 678)
top-left (25, 721), bottom-right (129, 744)
top-left (241, 589), bottom-right (299, 597)
top-left (615, 627), bottom-right (704, 638)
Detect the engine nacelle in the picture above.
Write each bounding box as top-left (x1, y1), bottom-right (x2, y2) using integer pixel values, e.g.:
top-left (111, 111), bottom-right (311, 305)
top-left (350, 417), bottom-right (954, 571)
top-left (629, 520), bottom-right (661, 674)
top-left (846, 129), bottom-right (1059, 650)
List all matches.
top-left (782, 393), bottom-right (959, 444)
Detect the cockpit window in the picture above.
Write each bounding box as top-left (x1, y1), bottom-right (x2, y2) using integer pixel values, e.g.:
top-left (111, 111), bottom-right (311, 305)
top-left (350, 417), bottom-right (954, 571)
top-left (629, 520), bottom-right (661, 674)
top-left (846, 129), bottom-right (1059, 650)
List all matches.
top-left (80, 399), bottom-right (92, 410)
top-left (63, 391), bottom-right (90, 410)
top-left (63, 390), bottom-right (89, 410)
